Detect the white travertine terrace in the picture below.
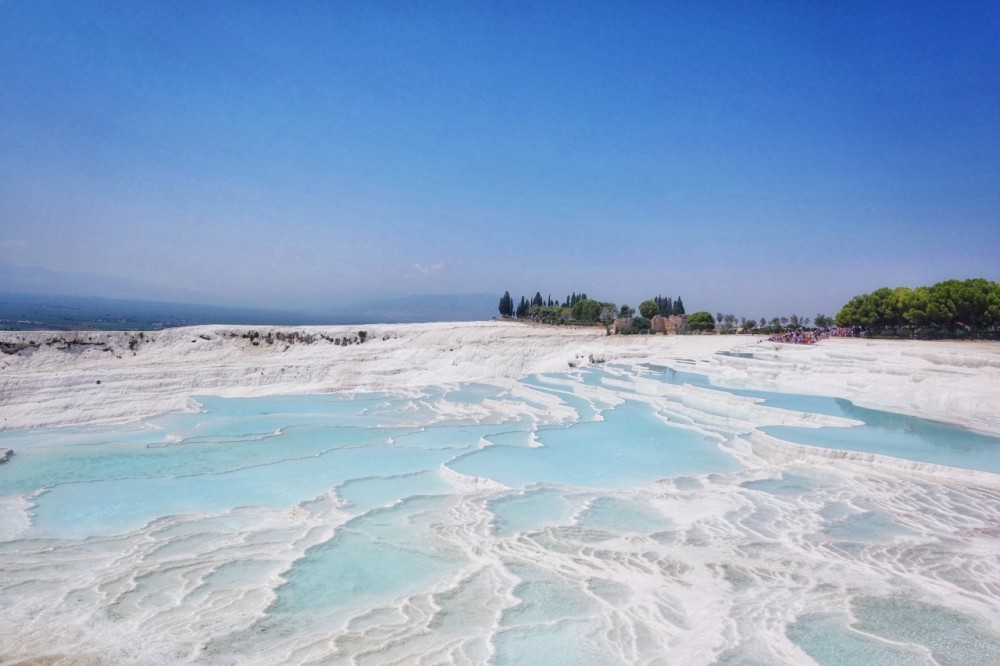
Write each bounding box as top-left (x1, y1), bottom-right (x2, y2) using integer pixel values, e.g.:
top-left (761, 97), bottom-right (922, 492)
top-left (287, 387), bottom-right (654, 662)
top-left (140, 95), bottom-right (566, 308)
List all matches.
top-left (3, 321), bottom-right (998, 434)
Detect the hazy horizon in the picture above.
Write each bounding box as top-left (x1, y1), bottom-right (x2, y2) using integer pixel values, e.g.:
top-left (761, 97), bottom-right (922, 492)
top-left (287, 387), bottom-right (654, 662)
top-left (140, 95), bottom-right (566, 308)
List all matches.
top-left (2, 3), bottom-right (998, 319)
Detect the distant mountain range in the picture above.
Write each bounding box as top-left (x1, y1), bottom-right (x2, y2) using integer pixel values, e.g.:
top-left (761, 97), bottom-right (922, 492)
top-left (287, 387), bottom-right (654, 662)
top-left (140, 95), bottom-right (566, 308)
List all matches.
top-left (341, 293), bottom-right (497, 324)
top-left (0, 263), bottom-right (218, 305)
top-left (0, 264), bottom-right (497, 328)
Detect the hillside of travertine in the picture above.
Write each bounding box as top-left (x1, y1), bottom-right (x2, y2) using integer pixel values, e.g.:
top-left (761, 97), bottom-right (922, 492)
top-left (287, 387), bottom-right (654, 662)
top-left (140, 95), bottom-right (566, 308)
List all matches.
top-left (2, 321), bottom-right (999, 434)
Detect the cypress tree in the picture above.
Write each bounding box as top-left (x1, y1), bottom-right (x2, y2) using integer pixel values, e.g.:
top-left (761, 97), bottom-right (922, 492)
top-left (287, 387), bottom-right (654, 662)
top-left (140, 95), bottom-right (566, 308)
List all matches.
top-left (498, 291), bottom-right (513, 317)
top-left (516, 296), bottom-right (528, 318)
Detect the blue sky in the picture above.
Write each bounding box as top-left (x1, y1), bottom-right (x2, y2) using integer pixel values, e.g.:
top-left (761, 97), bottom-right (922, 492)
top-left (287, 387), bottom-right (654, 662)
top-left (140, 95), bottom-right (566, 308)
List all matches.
top-left (2, 1), bottom-right (998, 318)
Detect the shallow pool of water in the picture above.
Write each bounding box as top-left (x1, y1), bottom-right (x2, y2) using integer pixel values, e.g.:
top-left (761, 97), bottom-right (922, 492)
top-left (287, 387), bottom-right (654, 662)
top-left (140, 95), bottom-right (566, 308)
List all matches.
top-left (1, 366), bottom-right (998, 664)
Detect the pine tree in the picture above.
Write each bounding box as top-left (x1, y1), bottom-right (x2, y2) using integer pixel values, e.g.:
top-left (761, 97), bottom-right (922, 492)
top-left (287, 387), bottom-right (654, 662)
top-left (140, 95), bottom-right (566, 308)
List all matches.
top-left (673, 297), bottom-right (685, 315)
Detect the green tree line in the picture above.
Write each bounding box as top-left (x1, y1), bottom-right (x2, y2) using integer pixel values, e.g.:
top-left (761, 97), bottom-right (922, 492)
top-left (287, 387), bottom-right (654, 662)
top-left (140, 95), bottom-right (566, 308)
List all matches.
top-left (499, 291), bottom-right (596, 320)
top-left (834, 278), bottom-right (1000, 338)
top-left (500, 290), bottom-right (685, 328)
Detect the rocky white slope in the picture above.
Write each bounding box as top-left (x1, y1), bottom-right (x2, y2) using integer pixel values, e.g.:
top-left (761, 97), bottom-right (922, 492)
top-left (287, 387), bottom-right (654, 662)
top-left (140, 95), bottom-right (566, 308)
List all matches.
top-left (2, 321), bottom-right (999, 434)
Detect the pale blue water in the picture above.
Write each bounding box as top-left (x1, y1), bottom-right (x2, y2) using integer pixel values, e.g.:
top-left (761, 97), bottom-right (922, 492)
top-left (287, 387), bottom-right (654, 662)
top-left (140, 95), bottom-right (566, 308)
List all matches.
top-left (849, 597), bottom-right (1000, 665)
top-left (575, 496), bottom-right (675, 533)
top-left (764, 410), bottom-right (1000, 473)
top-left (787, 598), bottom-right (1000, 666)
top-left (488, 487), bottom-right (580, 537)
top-left (449, 399), bottom-right (740, 487)
top-left (338, 470), bottom-right (452, 513)
top-left (1, 366), bottom-right (999, 664)
top-left (786, 613), bottom-right (929, 665)
top-left (270, 495), bottom-right (462, 614)
top-left (643, 364), bottom-right (1000, 473)
top-left (741, 471), bottom-right (829, 496)
top-left (495, 562), bottom-right (614, 665)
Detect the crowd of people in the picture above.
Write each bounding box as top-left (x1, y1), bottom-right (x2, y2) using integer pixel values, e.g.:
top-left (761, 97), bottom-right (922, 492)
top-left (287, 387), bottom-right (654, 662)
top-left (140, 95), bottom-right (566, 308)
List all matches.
top-left (767, 328), bottom-right (858, 344)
